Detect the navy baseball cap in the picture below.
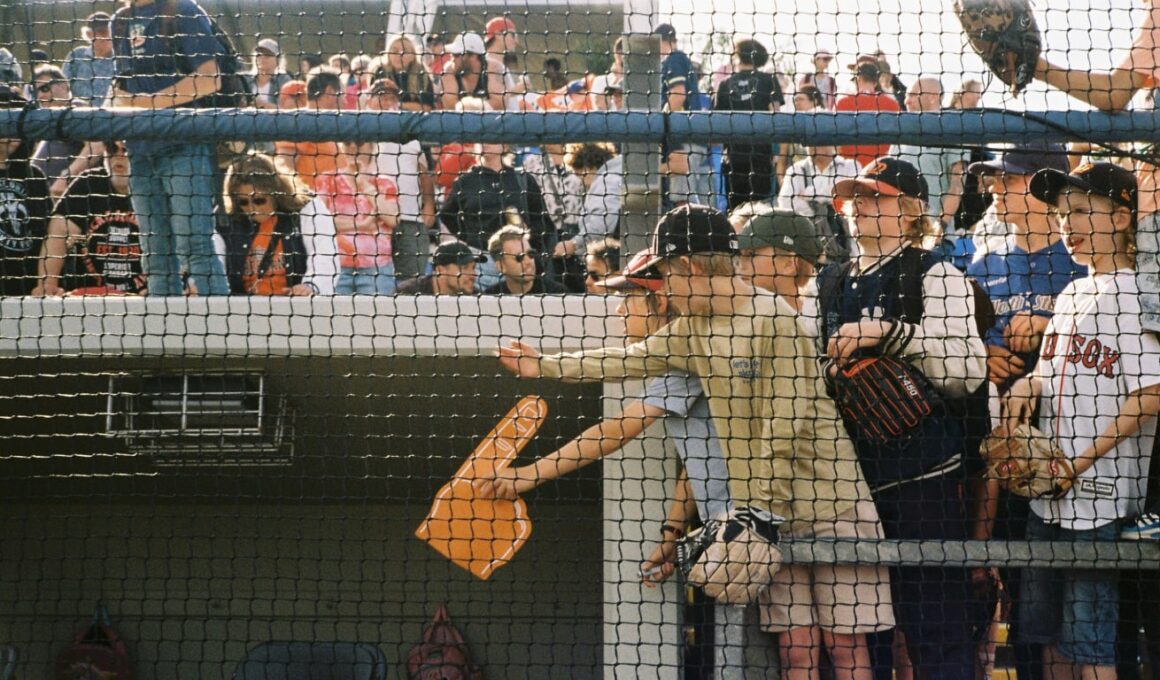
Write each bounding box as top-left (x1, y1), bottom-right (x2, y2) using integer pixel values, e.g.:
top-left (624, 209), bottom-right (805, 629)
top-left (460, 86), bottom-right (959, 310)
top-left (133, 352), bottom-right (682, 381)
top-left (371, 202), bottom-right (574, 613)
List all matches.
top-left (968, 143), bottom-right (1069, 177)
top-left (833, 156), bottom-right (929, 205)
top-left (642, 204), bottom-right (738, 274)
top-left (653, 23), bottom-right (677, 41)
top-left (1029, 162), bottom-right (1137, 211)
top-left (432, 242), bottom-right (486, 267)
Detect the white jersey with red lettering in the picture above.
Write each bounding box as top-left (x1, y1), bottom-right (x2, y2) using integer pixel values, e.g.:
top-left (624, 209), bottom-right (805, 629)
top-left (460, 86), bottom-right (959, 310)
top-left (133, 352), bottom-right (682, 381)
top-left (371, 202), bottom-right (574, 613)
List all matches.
top-left (1032, 270), bottom-right (1160, 530)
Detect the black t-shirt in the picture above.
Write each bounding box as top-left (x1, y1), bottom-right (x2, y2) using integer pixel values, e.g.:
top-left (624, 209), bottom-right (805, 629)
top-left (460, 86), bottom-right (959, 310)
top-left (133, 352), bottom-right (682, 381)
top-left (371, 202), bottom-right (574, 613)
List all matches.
top-left (483, 275), bottom-right (568, 295)
top-left (713, 69), bottom-right (784, 167)
top-left (53, 168), bottom-right (144, 293)
top-left (0, 149), bottom-right (50, 296)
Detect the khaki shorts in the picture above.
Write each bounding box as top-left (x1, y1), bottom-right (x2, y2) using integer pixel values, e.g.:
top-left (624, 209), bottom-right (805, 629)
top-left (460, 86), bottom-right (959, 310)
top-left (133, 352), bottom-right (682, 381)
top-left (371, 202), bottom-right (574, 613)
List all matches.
top-left (760, 498), bottom-right (895, 635)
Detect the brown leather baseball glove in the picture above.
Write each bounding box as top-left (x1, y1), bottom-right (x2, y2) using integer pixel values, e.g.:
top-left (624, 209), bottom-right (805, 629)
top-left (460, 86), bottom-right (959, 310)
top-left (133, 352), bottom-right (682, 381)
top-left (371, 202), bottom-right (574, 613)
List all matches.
top-left (955, 0), bottom-right (1041, 95)
top-left (980, 423), bottom-right (1076, 499)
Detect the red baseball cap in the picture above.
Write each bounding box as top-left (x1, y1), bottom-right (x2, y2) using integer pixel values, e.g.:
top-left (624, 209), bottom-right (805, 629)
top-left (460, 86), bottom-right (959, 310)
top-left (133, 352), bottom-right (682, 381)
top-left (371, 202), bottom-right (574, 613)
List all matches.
top-left (485, 17), bottom-right (517, 39)
top-left (279, 80), bottom-right (307, 97)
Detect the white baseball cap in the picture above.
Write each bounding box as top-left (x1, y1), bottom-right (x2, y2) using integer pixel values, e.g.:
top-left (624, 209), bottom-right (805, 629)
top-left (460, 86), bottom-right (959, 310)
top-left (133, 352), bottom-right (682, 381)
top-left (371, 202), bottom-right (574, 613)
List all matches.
top-left (255, 38), bottom-right (281, 56)
top-left (447, 32), bottom-right (486, 55)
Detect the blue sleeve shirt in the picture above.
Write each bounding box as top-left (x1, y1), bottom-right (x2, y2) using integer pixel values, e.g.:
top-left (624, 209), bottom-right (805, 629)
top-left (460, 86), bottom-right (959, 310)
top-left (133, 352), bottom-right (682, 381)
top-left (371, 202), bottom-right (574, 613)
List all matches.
top-left (113, 0), bottom-right (223, 97)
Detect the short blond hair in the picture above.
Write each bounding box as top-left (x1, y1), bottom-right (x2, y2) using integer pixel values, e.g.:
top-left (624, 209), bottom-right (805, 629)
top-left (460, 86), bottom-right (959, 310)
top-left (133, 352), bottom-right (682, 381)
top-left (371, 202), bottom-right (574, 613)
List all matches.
top-left (668, 252), bottom-right (736, 276)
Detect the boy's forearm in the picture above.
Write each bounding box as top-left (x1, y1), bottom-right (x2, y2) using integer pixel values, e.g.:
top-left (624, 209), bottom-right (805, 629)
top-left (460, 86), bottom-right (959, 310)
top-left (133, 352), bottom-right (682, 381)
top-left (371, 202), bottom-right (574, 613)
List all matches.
top-left (526, 402), bottom-right (662, 487)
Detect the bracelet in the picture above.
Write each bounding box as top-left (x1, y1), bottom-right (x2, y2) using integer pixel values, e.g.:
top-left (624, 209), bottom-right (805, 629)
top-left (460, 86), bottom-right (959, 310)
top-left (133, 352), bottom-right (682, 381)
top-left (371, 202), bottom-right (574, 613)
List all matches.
top-left (660, 524), bottom-right (684, 539)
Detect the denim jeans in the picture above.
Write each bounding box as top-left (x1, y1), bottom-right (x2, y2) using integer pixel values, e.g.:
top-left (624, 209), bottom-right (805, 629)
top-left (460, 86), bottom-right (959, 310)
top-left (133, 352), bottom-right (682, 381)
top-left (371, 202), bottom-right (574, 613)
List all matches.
top-left (128, 143), bottom-right (229, 296)
top-left (336, 263), bottom-right (397, 294)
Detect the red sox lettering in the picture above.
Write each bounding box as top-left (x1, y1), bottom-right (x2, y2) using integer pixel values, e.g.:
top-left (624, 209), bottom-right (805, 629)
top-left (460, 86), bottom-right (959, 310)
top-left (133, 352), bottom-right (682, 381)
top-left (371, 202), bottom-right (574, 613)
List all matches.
top-left (1040, 333), bottom-right (1121, 379)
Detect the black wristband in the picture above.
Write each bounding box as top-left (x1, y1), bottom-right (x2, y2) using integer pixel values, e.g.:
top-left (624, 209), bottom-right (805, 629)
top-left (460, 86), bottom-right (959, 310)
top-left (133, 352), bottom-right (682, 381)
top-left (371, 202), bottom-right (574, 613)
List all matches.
top-left (661, 524), bottom-right (684, 539)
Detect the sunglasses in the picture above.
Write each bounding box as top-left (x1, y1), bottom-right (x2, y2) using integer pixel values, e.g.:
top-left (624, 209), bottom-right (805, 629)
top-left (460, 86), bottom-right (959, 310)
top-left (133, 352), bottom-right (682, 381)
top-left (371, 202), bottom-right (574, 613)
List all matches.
top-left (235, 196), bottom-right (272, 208)
top-left (36, 82), bottom-right (59, 94)
top-left (585, 269), bottom-right (607, 280)
top-left (503, 251), bottom-right (539, 263)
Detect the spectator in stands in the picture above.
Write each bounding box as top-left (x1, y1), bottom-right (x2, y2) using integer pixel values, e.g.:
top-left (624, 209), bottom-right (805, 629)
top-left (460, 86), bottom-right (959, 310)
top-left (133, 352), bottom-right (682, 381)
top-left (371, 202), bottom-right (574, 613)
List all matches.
top-left (441, 32), bottom-right (503, 111)
top-left (589, 38), bottom-right (625, 111)
top-left (396, 241), bottom-right (483, 295)
top-left (297, 54), bottom-right (323, 80)
top-left (23, 48), bottom-right (50, 101)
top-left (874, 52), bottom-right (908, 108)
top-left (1004, 162), bottom-right (1160, 680)
top-left (561, 142), bottom-right (621, 267)
top-left (776, 144), bottom-right (858, 258)
top-left (439, 137), bottom-right (556, 290)
top-left (217, 153), bottom-right (337, 296)
top-left (372, 35), bottom-right (435, 112)
top-left (714, 38), bottom-right (784, 210)
top-left (796, 49), bottom-right (836, 109)
top-left (542, 57), bottom-right (568, 91)
top-left (484, 17), bottom-right (525, 110)
top-left (522, 143), bottom-right (585, 291)
top-left (891, 76), bottom-right (968, 233)
top-left (365, 78), bottom-right (436, 281)
top-left (275, 67), bottom-right (343, 192)
top-left (776, 84), bottom-right (825, 183)
top-left (964, 143), bottom-right (1081, 680)
top-left (0, 48), bottom-right (22, 94)
top-left (502, 53), bottom-right (537, 110)
top-left (828, 157), bottom-right (987, 680)
top-left (583, 236), bottom-right (620, 293)
top-left (432, 97), bottom-right (487, 197)
top-left (317, 141), bottom-right (398, 295)
top-left (109, 0), bottom-right (230, 296)
top-left (949, 79), bottom-right (983, 110)
top-left (33, 140), bottom-right (137, 297)
top-left (834, 61), bottom-right (902, 167)
top-left (278, 79), bottom-right (307, 110)
top-left (0, 90), bottom-right (48, 295)
top-left (654, 23), bottom-right (711, 207)
top-left (423, 33), bottom-right (450, 97)
top-left (248, 38), bottom-right (292, 111)
top-left (347, 53), bottom-right (373, 108)
top-left (483, 225), bottom-right (566, 295)
top-left (30, 66), bottom-right (97, 198)
top-left (62, 12), bottom-right (115, 106)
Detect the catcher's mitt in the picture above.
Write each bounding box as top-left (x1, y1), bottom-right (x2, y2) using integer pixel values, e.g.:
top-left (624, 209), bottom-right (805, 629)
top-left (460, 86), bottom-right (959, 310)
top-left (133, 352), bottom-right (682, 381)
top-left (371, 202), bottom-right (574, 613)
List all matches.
top-left (980, 423), bottom-right (1076, 499)
top-left (827, 355), bottom-right (942, 444)
top-left (676, 506), bottom-right (784, 605)
top-left (955, 0), bottom-right (1041, 95)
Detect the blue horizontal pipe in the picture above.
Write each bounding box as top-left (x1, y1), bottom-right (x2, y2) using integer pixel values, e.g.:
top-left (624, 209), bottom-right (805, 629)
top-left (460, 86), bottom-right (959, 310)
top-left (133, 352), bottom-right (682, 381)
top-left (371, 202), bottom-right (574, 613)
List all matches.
top-left (1, 107), bottom-right (1157, 146)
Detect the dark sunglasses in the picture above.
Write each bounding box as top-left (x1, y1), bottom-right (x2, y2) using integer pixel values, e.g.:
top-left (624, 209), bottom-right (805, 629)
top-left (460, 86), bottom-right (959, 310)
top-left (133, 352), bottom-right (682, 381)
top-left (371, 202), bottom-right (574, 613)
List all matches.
top-left (36, 82), bottom-right (59, 94)
top-left (235, 196), bottom-right (272, 208)
top-left (585, 269), bottom-right (607, 280)
top-left (504, 250), bottom-right (539, 263)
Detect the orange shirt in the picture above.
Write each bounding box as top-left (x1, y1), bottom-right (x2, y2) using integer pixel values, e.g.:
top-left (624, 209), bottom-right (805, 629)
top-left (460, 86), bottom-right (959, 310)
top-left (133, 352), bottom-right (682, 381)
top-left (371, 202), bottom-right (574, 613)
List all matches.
top-left (833, 92), bottom-right (902, 167)
top-left (275, 140), bottom-right (341, 191)
top-left (242, 215), bottom-right (290, 295)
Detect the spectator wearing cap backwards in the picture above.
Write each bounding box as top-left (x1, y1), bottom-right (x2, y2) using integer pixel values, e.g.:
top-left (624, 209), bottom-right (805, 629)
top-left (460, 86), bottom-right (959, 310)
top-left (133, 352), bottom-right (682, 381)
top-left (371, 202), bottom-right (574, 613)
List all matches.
top-left (834, 58), bottom-right (902, 168)
top-left (63, 11), bottom-right (116, 106)
top-left (440, 32), bottom-right (504, 111)
top-left (483, 16), bottom-right (525, 110)
top-left (248, 38), bottom-right (292, 111)
top-left (714, 38), bottom-right (785, 210)
top-left (396, 241), bottom-right (484, 295)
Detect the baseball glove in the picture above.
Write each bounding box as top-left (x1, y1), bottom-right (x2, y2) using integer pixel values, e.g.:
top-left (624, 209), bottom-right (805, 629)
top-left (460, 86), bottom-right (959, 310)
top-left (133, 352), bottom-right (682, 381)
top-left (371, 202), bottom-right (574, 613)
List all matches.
top-left (954, 0), bottom-right (1041, 95)
top-left (827, 355), bottom-right (942, 444)
top-left (677, 506), bottom-right (784, 605)
top-left (980, 423), bottom-right (1076, 499)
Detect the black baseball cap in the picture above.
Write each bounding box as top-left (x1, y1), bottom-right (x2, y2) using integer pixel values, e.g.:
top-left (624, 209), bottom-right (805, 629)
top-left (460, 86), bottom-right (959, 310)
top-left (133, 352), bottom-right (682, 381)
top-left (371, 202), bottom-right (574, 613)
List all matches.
top-left (1029, 162), bottom-right (1137, 212)
top-left (653, 23), bottom-right (677, 41)
top-left (432, 242), bottom-right (486, 267)
top-left (642, 204), bottom-right (738, 274)
top-left (736, 208), bottom-right (824, 266)
top-left (833, 156), bottom-right (929, 205)
top-left (968, 142), bottom-right (1069, 177)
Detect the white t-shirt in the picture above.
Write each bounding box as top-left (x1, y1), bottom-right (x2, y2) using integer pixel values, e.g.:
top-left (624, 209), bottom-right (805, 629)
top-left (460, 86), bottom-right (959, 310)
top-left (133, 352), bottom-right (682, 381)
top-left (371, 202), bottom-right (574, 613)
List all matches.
top-left (776, 156), bottom-right (858, 218)
top-left (372, 140), bottom-right (424, 221)
top-left (1032, 270), bottom-right (1160, 530)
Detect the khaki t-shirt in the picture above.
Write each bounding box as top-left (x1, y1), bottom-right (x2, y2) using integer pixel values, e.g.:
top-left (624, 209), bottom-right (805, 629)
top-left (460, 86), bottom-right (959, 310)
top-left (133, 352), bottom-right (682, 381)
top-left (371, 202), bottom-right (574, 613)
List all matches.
top-left (539, 289), bottom-right (869, 527)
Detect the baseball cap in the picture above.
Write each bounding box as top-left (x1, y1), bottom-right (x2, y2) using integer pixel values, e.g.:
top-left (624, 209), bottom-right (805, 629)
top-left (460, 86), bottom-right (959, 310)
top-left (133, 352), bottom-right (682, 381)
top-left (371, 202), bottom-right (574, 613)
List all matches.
top-left (485, 17), bottom-right (517, 40)
top-left (29, 49), bottom-right (49, 64)
top-left (0, 48), bottom-right (22, 84)
top-left (447, 32), bottom-right (486, 55)
top-left (641, 204), bottom-right (738, 273)
top-left (854, 62), bottom-right (880, 81)
top-left (833, 156), bottom-right (930, 205)
top-left (597, 249), bottom-right (664, 292)
top-left (1029, 162), bottom-right (1138, 211)
top-left (847, 53), bottom-right (877, 70)
top-left (653, 23), bottom-right (677, 42)
top-left (256, 38), bottom-right (281, 56)
top-left (968, 143), bottom-right (1069, 177)
top-left (433, 242), bottom-right (487, 267)
top-left (814, 49), bottom-right (834, 60)
top-left (736, 208), bottom-right (824, 266)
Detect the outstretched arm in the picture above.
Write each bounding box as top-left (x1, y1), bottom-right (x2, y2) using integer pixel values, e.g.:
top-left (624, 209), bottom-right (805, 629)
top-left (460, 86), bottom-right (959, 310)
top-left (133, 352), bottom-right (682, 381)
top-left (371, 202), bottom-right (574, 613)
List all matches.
top-left (473, 399), bottom-right (667, 499)
top-left (1035, 58), bottom-right (1149, 113)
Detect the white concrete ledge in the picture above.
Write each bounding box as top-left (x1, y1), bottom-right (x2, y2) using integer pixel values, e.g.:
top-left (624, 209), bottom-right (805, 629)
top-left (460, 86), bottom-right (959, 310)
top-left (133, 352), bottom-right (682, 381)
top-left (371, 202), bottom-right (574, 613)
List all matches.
top-left (0, 295), bottom-right (623, 358)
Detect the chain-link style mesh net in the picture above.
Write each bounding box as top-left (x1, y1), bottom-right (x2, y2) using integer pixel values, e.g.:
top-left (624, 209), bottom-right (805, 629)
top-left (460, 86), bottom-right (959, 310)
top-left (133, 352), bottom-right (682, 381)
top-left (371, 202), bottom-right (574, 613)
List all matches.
top-left (2, 1), bottom-right (1160, 678)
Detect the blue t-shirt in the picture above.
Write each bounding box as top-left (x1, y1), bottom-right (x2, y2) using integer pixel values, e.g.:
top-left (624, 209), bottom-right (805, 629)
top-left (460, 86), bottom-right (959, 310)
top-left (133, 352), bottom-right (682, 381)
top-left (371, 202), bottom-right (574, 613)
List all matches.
top-left (967, 238), bottom-right (1086, 368)
top-left (112, 0), bottom-right (222, 99)
top-left (641, 372), bottom-right (731, 521)
top-left (660, 50), bottom-right (702, 112)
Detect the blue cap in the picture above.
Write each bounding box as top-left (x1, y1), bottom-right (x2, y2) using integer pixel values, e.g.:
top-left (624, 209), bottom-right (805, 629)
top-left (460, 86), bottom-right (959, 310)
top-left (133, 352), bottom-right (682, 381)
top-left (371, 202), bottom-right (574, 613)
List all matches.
top-left (968, 143), bottom-right (1069, 177)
